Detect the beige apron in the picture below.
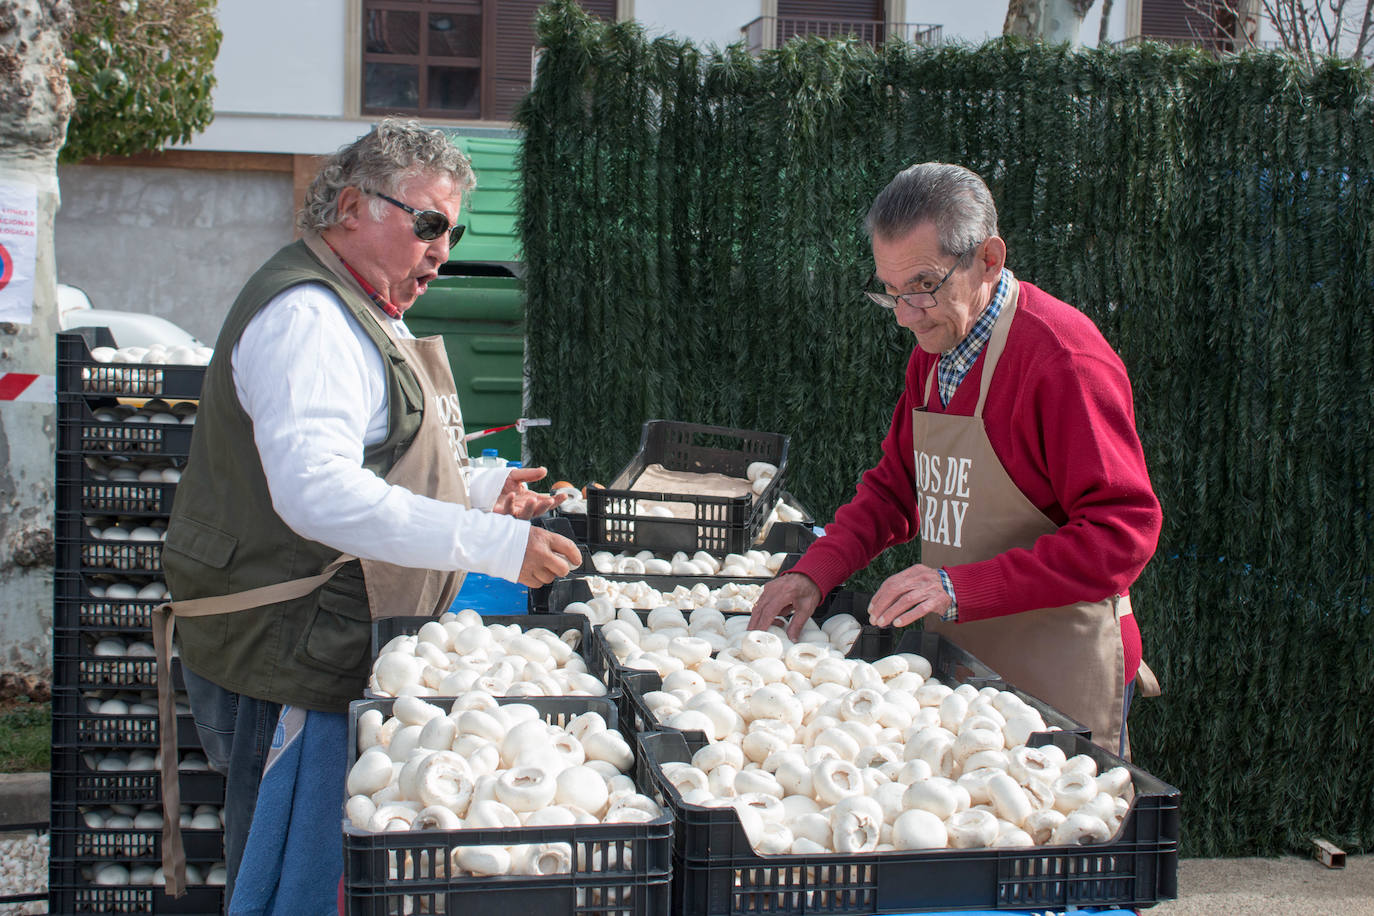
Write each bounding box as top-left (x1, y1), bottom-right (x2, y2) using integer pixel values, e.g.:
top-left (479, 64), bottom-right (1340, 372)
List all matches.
top-left (152, 241), bottom-right (472, 896)
top-left (917, 281), bottom-right (1159, 758)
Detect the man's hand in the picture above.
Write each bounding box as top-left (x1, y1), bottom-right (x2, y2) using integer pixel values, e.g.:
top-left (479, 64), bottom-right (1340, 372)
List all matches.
top-left (494, 466), bottom-right (568, 520)
top-left (868, 563), bottom-right (951, 627)
top-left (517, 527), bottom-right (582, 587)
top-left (748, 572), bottom-right (822, 642)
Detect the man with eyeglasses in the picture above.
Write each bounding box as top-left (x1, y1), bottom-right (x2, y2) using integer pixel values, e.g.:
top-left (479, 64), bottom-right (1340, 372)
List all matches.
top-left (156, 118), bottom-right (581, 908)
top-left (750, 163), bottom-right (1162, 759)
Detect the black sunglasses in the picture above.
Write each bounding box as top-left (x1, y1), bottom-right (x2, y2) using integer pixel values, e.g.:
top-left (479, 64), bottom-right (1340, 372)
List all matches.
top-left (371, 191), bottom-right (466, 248)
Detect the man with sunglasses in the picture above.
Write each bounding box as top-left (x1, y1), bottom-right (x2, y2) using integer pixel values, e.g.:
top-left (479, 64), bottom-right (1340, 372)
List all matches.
top-left (750, 162), bottom-right (1162, 759)
top-left (159, 118), bottom-right (580, 908)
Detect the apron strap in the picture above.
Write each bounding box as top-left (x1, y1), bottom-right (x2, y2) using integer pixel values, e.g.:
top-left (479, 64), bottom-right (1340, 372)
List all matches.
top-left (1134, 659), bottom-right (1163, 698)
top-left (152, 555), bottom-right (354, 897)
top-left (974, 278), bottom-right (1019, 419)
top-left (1113, 596), bottom-right (1162, 699)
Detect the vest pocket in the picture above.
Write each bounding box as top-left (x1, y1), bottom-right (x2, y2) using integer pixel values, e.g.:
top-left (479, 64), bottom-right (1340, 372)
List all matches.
top-left (292, 561), bottom-right (372, 677)
top-left (163, 515), bottom-right (238, 569)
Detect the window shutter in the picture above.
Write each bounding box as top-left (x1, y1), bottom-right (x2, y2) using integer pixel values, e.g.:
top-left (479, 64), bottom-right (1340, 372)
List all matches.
top-left (487, 0), bottom-right (617, 121)
top-left (777, 0), bottom-right (885, 21)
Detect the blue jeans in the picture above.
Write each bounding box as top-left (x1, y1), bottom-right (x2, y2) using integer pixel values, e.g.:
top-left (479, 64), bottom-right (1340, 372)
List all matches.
top-left (182, 665), bottom-right (282, 913)
top-left (1120, 679), bottom-right (1136, 758)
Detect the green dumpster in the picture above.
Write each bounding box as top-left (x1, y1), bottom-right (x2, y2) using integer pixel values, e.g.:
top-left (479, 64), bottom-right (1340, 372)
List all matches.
top-left (407, 135), bottom-right (525, 462)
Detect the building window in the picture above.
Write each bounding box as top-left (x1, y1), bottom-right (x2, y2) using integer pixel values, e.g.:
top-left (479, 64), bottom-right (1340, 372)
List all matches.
top-left (363, 1), bottom-right (483, 117)
top-left (361, 0), bottom-right (616, 122)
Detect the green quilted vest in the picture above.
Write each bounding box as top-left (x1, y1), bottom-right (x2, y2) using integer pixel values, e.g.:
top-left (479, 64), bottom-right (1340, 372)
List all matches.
top-left (163, 240), bottom-right (424, 711)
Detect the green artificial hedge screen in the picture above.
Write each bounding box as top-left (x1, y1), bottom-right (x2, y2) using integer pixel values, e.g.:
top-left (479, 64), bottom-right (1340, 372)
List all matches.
top-left (517, 0), bottom-right (1373, 857)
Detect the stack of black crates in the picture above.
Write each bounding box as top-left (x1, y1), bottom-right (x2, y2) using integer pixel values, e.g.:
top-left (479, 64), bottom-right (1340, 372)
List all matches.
top-left (50, 327), bottom-right (226, 914)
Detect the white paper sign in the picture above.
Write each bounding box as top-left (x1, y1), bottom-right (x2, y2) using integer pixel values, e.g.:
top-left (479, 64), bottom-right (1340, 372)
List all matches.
top-left (0, 181), bottom-right (39, 325)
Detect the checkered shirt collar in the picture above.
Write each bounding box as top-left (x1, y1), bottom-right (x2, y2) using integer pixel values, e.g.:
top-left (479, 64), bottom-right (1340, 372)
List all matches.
top-left (936, 268), bottom-right (1012, 408)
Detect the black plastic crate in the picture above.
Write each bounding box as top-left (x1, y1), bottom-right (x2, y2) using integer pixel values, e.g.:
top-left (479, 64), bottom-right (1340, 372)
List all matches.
top-left (51, 746), bottom-right (225, 807)
top-left (51, 805), bottom-right (224, 862)
top-left (48, 858), bottom-right (224, 915)
top-left (58, 394), bottom-right (195, 457)
top-left (639, 729), bottom-right (1178, 915)
top-left (366, 612), bottom-right (604, 697)
top-left (585, 421), bottom-right (790, 555)
top-left (545, 578), bottom-right (875, 678)
top-left (58, 326), bottom-right (207, 399)
top-left (54, 573), bottom-right (166, 630)
top-left (56, 512), bottom-right (164, 574)
top-left (345, 696), bottom-right (672, 916)
top-left (58, 452), bottom-right (180, 516)
top-left (531, 549), bottom-right (802, 615)
top-left (52, 628), bottom-right (185, 690)
top-left (53, 689), bottom-right (201, 750)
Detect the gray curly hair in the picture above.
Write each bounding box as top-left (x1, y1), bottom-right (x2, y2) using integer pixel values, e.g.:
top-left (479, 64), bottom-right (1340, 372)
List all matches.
top-left (865, 163), bottom-right (999, 264)
top-left (297, 117), bottom-right (476, 234)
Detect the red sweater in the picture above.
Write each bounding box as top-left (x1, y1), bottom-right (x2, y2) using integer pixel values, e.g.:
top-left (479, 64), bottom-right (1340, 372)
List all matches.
top-left (791, 282), bottom-right (1161, 681)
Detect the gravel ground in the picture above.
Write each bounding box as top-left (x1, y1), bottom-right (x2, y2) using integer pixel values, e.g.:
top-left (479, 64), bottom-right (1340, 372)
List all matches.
top-left (0, 830), bottom-right (47, 915)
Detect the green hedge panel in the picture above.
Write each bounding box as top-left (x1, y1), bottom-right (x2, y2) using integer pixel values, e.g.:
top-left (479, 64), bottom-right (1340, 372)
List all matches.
top-left (517, 0), bottom-right (1374, 857)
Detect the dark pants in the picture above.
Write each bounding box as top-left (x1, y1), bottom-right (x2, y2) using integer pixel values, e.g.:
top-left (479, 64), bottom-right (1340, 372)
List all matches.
top-left (181, 665), bottom-right (282, 912)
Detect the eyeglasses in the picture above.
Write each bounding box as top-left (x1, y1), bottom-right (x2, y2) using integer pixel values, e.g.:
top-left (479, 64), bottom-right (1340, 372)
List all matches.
top-left (863, 245), bottom-right (979, 310)
top-left (370, 191), bottom-right (466, 248)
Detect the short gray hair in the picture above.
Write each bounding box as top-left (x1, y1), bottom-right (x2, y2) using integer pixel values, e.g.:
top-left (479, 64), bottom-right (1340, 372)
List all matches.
top-left (297, 117), bottom-right (476, 234)
top-left (864, 163), bottom-right (999, 262)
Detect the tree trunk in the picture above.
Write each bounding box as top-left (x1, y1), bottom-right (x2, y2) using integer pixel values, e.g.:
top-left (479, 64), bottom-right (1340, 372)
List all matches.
top-left (0, 0), bottom-right (74, 676)
top-left (1005, 0), bottom-right (1098, 44)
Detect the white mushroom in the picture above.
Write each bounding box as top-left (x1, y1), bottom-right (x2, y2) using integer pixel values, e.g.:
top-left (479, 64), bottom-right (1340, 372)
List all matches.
top-left (1052, 771), bottom-right (1098, 814)
top-left (945, 808), bottom-right (999, 848)
top-left (892, 808), bottom-right (948, 850)
top-left (347, 749), bottom-right (394, 797)
top-left (829, 796), bottom-right (883, 853)
top-left (415, 752), bottom-right (475, 816)
top-left (451, 845), bottom-right (512, 876)
top-left (812, 758), bottom-right (864, 805)
top-left (1050, 811), bottom-right (1114, 846)
top-left (509, 842), bottom-right (572, 876)
top-left (495, 767), bottom-right (557, 813)
top-left (367, 803), bottom-right (418, 832)
top-left (345, 794), bottom-right (377, 829)
top-left (412, 805), bottom-right (463, 829)
top-left (1024, 808), bottom-right (1067, 845)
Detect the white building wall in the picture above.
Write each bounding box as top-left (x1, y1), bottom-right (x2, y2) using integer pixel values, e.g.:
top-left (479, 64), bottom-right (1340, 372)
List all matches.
top-left (54, 165), bottom-right (295, 343)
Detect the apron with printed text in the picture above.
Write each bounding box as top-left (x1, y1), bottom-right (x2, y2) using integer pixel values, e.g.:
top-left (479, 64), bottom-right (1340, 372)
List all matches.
top-left (916, 280), bottom-right (1157, 757)
top-left (152, 239), bottom-right (473, 896)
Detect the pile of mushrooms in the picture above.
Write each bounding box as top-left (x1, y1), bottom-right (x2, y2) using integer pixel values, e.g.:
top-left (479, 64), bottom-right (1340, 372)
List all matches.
top-left (91, 401), bottom-right (197, 428)
top-left (367, 608), bottom-right (607, 698)
top-left (88, 344), bottom-right (213, 367)
top-left (346, 695), bottom-right (663, 877)
top-left (77, 803), bottom-right (224, 856)
top-left (632, 625), bottom-right (1134, 854)
top-left (86, 860), bottom-right (226, 888)
top-left (79, 689), bottom-right (189, 718)
top-left (83, 454), bottom-right (184, 486)
top-left (590, 548), bottom-right (788, 578)
top-left (564, 578), bottom-right (768, 622)
top-left (593, 607), bottom-right (864, 680)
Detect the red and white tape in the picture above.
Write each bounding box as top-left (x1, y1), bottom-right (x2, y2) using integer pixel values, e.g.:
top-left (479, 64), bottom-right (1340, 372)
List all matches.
top-left (0, 373), bottom-right (55, 403)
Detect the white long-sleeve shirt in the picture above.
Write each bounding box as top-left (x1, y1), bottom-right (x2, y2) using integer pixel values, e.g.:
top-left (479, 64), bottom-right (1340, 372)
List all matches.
top-left (230, 281), bottom-right (529, 582)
